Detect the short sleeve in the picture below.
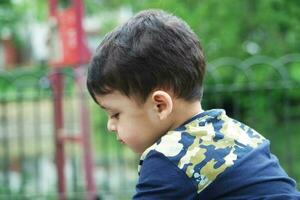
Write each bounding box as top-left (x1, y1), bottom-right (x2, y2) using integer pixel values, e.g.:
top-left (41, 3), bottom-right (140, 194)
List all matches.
top-left (133, 151), bottom-right (198, 200)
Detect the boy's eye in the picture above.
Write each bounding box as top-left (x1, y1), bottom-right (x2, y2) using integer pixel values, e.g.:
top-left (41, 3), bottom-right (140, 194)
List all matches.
top-left (111, 113), bottom-right (120, 119)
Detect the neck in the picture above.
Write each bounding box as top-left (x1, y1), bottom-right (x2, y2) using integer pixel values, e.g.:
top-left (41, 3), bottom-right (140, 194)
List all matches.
top-left (169, 99), bottom-right (203, 130)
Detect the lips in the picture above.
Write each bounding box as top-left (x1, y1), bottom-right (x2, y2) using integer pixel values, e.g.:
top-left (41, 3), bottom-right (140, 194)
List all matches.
top-left (117, 136), bottom-right (125, 144)
top-left (118, 139), bottom-right (125, 144)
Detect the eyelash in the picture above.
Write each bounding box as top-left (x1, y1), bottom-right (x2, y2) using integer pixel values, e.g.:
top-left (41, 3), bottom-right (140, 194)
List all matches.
top-left (110, 113), bottom-right (120, 119)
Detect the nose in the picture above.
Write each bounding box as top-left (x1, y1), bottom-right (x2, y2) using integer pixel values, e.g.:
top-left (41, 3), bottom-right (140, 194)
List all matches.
top-left (107, 119), bottom-right (117, 133)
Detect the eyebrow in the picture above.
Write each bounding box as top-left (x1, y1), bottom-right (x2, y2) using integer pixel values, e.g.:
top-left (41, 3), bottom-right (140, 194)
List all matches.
top-left (100, 104), bottom-right (108, 110)
top-left (99, 104), bottom-right (114, 111)
top-left (99, 104), bottom-right (106, 109)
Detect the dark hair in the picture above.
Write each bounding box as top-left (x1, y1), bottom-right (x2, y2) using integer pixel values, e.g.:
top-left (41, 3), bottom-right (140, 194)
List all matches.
top-left (87, 9), bottom-right (206, 104)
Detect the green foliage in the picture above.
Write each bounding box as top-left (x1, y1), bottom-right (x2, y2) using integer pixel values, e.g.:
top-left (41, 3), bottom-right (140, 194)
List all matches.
top-left (0, 0), bottom-right (48, 48)
top-left (1, 0), bottom-right (300, 194)
top-left (85, 0), bottom-right (300, 60)
top-left (84, 0), bottom-right (300, 182)
top-left (2, 0), bottom-right (299, 61)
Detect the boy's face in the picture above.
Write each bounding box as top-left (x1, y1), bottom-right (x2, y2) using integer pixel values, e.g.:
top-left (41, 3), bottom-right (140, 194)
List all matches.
top-left (96, 90), bottom-right (171, 154)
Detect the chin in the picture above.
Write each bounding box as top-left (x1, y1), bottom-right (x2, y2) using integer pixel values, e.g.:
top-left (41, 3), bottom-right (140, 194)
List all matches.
top-left (131, 147), bottom-right (143, 155)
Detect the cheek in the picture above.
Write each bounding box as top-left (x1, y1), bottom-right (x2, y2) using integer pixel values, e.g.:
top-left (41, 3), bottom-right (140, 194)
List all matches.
top-left (118, 123), bottom-right (137, 139)
top-left (145, 110), bottom-right (162, 132)
top-left (118, 121), bottom-right (144, 143)
top-left (119, 126), bottom-right (142, 150)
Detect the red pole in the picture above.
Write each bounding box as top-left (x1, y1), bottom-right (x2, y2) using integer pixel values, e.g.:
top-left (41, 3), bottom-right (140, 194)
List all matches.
top-left (50, 71), bottom-right (66, 200)
top-left (73, 0), bottom-right (97, 199)
top-left (49, 1), bottom-right (66, 200)
top-left (75, 67), bottom-right (97, 200)
top-left (49, 0), bottom-right (57, 17)
top-left (49, 0), bottom-right (96, 199)
top-left (74, 0), bottom-right (84, 64)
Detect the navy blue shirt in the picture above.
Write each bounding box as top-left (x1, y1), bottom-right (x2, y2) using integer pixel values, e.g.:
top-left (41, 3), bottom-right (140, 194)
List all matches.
top-left (133, 109), bottom-right (300, 199)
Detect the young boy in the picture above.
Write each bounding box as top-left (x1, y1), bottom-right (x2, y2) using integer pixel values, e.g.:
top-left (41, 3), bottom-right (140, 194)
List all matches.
top-left (87, 9), bottom-right (300, 199)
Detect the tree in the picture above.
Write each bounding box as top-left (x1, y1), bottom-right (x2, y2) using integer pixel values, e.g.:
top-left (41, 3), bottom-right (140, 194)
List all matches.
top-left (84, 0), bottom-right (300, 60)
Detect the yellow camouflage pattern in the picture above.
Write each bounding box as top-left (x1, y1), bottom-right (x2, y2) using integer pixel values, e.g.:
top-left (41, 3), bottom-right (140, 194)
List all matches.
top-left (139, 109), bottom-right (266, 193)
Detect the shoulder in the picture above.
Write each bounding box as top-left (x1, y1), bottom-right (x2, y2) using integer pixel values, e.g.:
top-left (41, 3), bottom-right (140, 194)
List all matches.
top-left (136, 109), bottom-right (300, 198)
top-left (141, 109), bottom-right (267, 193)
top-left (198, 140), bottom-right (300, 198)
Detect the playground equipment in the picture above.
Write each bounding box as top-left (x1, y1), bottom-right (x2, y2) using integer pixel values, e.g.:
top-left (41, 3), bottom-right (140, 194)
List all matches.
top-left (48, 0), bottom-right (97, 199)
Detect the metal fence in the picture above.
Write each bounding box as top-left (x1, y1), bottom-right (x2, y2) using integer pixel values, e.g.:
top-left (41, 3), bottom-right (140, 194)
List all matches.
top-left (0, 54), bottom-right (300, 199)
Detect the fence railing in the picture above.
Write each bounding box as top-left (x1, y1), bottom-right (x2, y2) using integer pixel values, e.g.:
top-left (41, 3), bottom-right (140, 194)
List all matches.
top-left (0, 54), bottom-right (300, 199)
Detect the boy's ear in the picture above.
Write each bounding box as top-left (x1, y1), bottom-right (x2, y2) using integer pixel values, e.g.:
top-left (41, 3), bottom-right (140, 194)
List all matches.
top-left (151, 90), bottom-right (173, 120)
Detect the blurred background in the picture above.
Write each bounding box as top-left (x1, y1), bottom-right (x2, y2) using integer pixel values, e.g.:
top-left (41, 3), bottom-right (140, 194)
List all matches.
top-left (0, 0), bottom-right (299, 199)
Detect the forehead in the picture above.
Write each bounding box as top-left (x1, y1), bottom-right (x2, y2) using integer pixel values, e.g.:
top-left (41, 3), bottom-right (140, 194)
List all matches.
top-left (96, 91), bottom-right (124, 107)
top-left (95, 91), bottom-right (141, 110)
